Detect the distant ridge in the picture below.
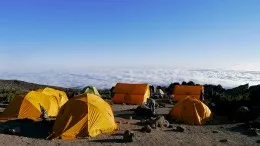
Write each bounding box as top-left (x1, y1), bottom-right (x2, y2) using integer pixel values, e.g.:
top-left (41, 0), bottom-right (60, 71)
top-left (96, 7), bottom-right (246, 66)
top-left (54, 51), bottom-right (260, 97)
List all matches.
top-left (0, 79), bottom-right (65, 92)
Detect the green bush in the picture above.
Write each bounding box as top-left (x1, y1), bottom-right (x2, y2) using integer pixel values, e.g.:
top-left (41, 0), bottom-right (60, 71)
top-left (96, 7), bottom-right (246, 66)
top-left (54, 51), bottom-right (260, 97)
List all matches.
top-left (65, 88), bottom-right (81, 99)
top-left (0, 88), bottom-right (18, 103)
top-left (6, 93), bottom-right (15, 102)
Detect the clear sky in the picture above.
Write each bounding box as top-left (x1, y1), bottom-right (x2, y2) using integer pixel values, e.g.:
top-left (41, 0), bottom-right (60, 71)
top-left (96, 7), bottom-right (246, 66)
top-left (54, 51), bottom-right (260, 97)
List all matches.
top-left (1, 0), bottom-right (260, 71)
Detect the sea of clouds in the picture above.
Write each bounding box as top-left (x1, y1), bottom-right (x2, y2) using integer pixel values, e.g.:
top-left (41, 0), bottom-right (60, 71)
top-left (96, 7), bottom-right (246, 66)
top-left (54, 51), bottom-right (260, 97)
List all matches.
top-left (1, 66), bottom-right (260, 89)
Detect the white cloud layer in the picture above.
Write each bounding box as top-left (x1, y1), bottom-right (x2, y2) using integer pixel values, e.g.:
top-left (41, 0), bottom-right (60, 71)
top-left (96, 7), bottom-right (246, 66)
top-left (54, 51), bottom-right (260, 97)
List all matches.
top-left (1, 67), bottom-right (260, 89)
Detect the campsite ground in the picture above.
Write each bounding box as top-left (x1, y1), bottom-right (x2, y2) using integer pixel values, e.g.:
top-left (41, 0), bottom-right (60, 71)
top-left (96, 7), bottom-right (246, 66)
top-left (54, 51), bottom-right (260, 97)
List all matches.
top-left (0, 102), bottom-right (259, 146)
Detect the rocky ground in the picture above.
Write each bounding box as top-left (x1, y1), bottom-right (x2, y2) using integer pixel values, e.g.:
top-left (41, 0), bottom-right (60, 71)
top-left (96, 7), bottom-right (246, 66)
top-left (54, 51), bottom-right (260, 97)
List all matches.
top-left (0, 103), bottom-right (259, 146)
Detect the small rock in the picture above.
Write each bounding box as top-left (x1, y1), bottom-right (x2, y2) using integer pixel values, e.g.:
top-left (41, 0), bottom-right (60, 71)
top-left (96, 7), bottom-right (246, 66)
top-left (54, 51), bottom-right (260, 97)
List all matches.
top-left (141, 119), bottom-right (148, 125)
top-left (151, 124), bottom-right (157, 129)
top-left (152, 116), bottom-right (170, 128)
top-left (154, 116), bottom-right (166, 128)
top-left (159, 103), bottom-right (166, 108)
top-left (123, 130), bottom-right (135, 142)
top-left (164, 120), bottom-right (170, 128)
top-left (141, 125), bottom-right (152, 133)
top-left (220, 139), bottom-right (228, 143)
top-left (212, 130), bottom-right (219, 133)
top-left (168, 125), bottom-right (173, 128)
top-left (8, 129), bottom-right (16, 135)
top-left (176, 126), bottom-right (185, 132)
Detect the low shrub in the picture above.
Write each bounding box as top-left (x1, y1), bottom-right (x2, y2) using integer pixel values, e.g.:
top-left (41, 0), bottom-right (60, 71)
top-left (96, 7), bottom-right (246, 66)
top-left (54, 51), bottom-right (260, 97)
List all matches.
top-left (0, 88), bottom-right (17, 103)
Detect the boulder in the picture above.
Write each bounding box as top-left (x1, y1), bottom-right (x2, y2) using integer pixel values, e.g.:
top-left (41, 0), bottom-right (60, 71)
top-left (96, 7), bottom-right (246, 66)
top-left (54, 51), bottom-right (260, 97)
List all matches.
top-left (139, 116), bottom-right (170, 129)
top-left (146, 116), bottom-right (170, 128)
top-left (141, 125), bottom-right (152, 133)
top-left (248, 128), bottom-right (259, 136)
top-left (123, 130), bottom-right (135, 142)
top-left (220, 139), bottom-right (228, 143)
top-left (237, 106), bottom-right (249, 113)
top-left (234, 106), bottom-right (250, 122)
top-left (168, 125), bottom-right (174, 128)
top-left (154, 116), bottom-right (166, 128)
top-left (248, 118), bottom-right (260, 129)
top-left (176, 126), bottom-right (185, 132)
top-left (151, 124), bottom-right (157, 129)
top-left (135, 104), bottom-right (154, 117)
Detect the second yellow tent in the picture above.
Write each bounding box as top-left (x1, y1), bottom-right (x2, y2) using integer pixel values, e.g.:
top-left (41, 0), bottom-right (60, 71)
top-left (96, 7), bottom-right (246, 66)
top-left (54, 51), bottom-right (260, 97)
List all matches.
top-left (50, 93), bottom-right (118, 140)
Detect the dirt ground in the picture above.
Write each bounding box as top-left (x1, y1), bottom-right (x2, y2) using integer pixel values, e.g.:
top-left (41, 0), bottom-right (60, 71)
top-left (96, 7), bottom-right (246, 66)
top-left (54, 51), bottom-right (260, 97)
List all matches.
top-left (0, 102), bottom-right (259, 146)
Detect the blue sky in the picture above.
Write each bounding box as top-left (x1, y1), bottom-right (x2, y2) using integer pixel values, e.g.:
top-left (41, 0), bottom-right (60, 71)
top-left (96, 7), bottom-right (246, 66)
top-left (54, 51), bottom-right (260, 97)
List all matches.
top-left (1, 0), bottom-right (260, 71)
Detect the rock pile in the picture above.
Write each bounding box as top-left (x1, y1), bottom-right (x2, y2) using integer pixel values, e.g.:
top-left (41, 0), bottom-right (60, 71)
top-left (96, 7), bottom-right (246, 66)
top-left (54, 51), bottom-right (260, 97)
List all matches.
top-left (140, 116), bottom-right (170, 129)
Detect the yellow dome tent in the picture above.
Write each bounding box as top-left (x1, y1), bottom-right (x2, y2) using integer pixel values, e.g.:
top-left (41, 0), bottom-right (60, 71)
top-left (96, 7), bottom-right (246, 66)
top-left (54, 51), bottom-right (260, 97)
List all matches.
top-left (112, 83), bottom-right (150, 105)
top-left (41, 87), bottom-right (68, 108)
top-left (169, 97), bottom-right (212, 125)
top-left (0, 91), bottom-right (59, 120)
top-left (50, 93), bottom-right (118, 140)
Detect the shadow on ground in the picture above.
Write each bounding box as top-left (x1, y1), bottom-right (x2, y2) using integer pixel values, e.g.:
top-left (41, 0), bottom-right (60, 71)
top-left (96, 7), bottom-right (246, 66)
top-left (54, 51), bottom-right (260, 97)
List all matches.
top-left (0, 118), bottom-right (55, 139)
top-left (91, 138), bottom-right (125, 143)
top-left (114, 110), bottom-right (135, 119)
top-left (226, 123), bottom-right (259, 137)
top-left (111, 133), bottom-right (124, 136)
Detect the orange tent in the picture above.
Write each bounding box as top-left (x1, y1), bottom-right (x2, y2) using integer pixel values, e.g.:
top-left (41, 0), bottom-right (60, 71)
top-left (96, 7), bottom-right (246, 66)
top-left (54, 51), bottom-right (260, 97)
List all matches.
top-left (169, 97), bottom-right (212, 125)
top-left (172, 85), bottom-right (204, 102)
top-left (112, 83), bottom-right (150, 105)
top-left (50, 93), bottom-right (118, 139)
